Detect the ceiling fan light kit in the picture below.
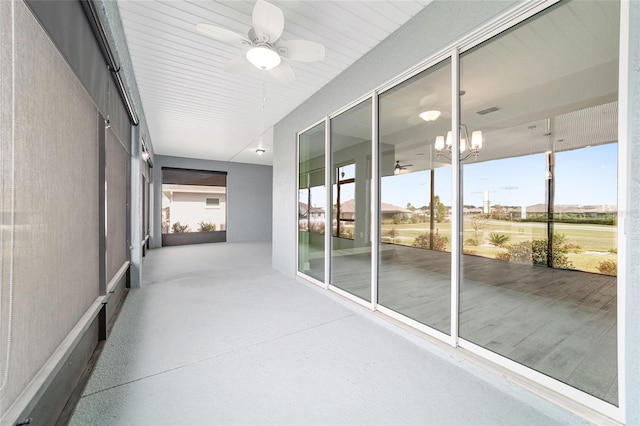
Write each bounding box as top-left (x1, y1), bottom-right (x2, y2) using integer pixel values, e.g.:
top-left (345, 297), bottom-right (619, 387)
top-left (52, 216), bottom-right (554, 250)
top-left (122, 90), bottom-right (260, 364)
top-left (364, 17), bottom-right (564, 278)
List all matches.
top-left (196, 0), bottom-right (326, 83)
top-left (246, 46), bottom-right (281, 70)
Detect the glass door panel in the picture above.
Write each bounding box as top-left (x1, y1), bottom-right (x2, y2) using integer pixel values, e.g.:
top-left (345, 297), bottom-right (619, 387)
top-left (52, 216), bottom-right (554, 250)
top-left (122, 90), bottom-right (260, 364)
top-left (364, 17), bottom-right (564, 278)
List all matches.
top-left (459, 0), bottom-right (619, 404)
top-left (378, 59), bottom-right (452, 334)
top-left (330, 99), bottom-right (372, 301)
top-left (298, 123), bottom-right (326, 282)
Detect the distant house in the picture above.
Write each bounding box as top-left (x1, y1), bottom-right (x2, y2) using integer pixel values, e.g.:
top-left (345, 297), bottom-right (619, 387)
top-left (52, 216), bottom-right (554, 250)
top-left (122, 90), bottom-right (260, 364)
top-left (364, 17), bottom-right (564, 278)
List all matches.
top-left (162, 184), bottom-right (226, 233)
top-left (526, 203), bottom-right (617, 216)
top-left (381, 202), bottom-right (413, 220)
top-left (337, 199), bottom-right (413, 221)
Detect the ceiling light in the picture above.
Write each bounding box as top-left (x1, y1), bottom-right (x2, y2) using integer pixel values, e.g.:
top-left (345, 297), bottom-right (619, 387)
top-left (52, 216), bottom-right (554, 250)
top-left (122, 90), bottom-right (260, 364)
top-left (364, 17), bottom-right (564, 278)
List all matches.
top-left (246, 47), bottom-right (281, 70)
top-left (419, 110), bottom-right (441, 122)
top-left (255, 148), bottom-right (266, 155)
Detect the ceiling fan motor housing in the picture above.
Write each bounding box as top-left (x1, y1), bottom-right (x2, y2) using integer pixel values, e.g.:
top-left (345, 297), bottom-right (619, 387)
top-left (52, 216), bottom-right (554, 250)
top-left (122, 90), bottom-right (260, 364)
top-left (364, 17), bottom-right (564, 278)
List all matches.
top-left (248, 28), bottom-right (271, 44)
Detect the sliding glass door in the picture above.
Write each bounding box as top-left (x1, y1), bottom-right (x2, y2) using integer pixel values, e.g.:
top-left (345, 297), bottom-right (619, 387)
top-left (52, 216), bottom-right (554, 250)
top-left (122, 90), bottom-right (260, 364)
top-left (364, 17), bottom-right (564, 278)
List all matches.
top-left (378, 59), bottom-right (452, 334)
top-left (298, 122), bottom-right (326, 282)
top-left (296, 0), bottom-right (620, 411)
top-left (458, 0), bottom-right (619, 404)
top-left (330, 99), bottom-right (372, 302)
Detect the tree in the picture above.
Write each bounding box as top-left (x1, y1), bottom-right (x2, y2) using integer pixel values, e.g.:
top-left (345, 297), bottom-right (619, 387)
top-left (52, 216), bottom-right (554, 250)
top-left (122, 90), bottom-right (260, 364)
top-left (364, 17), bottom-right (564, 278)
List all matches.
top-left (406, 202), bottom-right (416, 211)
top-left (469, 214), bottom-right (490, 239)
top-left (430, 195), bottom-right (446, 223)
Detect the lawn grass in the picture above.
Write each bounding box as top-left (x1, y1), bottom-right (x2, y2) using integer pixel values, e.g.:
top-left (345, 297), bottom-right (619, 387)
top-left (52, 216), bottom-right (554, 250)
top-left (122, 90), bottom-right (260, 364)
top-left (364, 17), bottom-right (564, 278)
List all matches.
top-left (380, 219), bottom-right (617, 275)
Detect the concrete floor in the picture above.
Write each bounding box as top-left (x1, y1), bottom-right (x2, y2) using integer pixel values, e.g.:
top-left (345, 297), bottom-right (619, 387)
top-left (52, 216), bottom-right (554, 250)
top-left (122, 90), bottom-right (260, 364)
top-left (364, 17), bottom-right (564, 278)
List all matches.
top-left (70, 241), bottom-right (592, 425)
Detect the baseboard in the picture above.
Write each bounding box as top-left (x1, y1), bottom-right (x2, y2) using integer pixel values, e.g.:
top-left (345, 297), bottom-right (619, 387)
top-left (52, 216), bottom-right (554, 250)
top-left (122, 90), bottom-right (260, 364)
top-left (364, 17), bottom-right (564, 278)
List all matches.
top-left (1, 299), bottom-right (103, 426)
top-left (1, 263), bottom-right (131, 426)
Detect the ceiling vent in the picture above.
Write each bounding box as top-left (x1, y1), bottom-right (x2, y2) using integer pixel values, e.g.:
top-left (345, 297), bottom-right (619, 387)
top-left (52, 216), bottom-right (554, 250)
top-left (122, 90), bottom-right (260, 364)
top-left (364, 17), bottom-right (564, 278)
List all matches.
top-left (477, 106), bottom-right (500, 115)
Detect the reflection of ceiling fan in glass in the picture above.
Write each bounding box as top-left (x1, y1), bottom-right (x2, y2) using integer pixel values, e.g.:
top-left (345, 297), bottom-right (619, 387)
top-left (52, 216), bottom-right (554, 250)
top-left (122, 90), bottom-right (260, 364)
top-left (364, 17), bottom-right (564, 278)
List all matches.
top-left (196, 0), bottom-right (325, 84)
top-left (394, 160), bottom-right (413, 175)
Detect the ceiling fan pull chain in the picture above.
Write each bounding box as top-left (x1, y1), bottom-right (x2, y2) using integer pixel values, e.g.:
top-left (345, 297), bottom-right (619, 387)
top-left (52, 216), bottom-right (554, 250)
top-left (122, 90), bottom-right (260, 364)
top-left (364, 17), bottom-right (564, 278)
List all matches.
top-left (262, 79), bottom-right (267, 109)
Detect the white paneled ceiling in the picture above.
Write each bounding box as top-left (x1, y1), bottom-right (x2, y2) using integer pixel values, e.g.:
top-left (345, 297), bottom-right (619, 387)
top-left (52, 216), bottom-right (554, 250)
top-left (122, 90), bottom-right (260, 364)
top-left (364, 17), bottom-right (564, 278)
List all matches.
top-left (116, 0), bottom-right (432, 165)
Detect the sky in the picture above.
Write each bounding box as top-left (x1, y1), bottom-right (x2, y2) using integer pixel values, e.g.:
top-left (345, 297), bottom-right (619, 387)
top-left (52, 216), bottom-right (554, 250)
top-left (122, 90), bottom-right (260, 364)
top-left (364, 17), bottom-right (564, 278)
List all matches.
top-left (303, 144), bottom-right (618, 210)
top-left (381, 144), bottom-right (618, 208)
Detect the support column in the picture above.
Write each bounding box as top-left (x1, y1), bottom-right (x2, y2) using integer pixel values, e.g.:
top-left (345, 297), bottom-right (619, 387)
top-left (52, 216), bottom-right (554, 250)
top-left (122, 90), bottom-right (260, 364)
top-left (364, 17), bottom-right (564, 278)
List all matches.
top-left (129, 125), bottom-right (142, 288)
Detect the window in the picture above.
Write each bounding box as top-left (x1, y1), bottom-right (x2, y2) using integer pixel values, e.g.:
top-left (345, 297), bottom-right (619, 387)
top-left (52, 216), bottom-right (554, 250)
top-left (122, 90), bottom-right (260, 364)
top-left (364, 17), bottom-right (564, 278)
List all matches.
top-left (205, 197), bottom-right (220, 208)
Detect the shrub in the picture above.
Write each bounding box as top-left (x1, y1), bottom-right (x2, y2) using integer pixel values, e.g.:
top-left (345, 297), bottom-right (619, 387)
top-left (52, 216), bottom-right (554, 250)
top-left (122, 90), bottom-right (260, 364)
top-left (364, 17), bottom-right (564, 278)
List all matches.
top-left (505, 241), bottom-right (532, 263)
top-left (503, 233), bottom-right (573, 269)
top-left (392, 213), bottom-right (409, 225)
top-left (563, 242), bottom-right (582, 253)
top-left (488, 233), bottom-right (510, 247)
top-left (309, 222), bottom-right (325, 234)
top-left (198, 221), bottom-right (216, 232)
top-left (382, 228), bottom-right (398, 237)
top-left (597, 259), bottom-right (617, 276)
top-left (412, 230), bottom-right (448, 251)
top-left (495, 251), bottom-right (511, 261)
top-left (465, 238), bottom-right (480, 246)
top-left (171, 221), bottom-right (190, 233)
top-left (339, 228), bottom-right (354, 239)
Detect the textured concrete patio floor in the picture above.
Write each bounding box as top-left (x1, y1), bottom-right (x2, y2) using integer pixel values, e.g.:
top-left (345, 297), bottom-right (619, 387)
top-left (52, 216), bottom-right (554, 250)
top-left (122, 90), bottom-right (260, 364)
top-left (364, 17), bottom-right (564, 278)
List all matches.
top-left (70, 241), bottom-right (592, 425)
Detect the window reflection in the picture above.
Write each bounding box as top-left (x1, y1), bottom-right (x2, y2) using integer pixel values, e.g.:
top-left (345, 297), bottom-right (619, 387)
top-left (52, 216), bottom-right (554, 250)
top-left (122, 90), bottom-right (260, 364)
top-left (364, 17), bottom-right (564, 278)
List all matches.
top-left (330, 99), bottom-right (372, 302)
top-left (298, 123), bottom-right (326, 282)
top-left (378, 58), bottom-right (452, 334)
top-left (459, 0), bottom-right (619, 404)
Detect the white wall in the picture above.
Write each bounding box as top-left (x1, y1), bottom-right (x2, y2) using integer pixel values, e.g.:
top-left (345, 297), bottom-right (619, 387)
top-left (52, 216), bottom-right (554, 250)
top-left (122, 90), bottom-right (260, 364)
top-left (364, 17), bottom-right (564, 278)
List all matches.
top-left (167, 192), bottom-right (227, 232)
top-left (272, 1), bottom-right (517, 276)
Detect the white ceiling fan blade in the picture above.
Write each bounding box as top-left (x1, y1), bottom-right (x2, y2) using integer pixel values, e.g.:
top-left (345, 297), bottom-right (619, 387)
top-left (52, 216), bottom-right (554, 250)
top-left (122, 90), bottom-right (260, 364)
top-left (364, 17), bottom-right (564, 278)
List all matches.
top-left (277, 40), bottom-right (325, 62)
top-left (196, 23), bottom-right (251, 49)
top-left (267, 61), bottom-right (296, 84)
top-left (223, 56), bottom-right (252, 73)
top-left (252, 0), bottom-right (284, 43)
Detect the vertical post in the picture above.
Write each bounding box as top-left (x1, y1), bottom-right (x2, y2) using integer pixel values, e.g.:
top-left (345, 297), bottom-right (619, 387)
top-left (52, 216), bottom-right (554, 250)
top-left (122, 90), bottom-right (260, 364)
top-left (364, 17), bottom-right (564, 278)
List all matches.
top-left (98, 114), bottom-right (107, 297)
top-left (450, 48), bottom-right (461, 347)
top-left (430, 168), bottom-right (435, 249)
top-left (98, 114), bottom-right (107, 340)
top-left (324, 117), bottom-right (331, 288)
top-left (371, 93), bottom-right (379, 310)
top-left (546, 150), bottom-right (555, 267)
top-left (129, 126), bottom-right (142, 288)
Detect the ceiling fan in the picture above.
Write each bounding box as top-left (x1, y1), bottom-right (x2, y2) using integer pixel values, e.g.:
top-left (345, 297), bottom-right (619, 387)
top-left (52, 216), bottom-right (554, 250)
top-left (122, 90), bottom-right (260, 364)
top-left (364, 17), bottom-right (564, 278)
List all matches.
top-left (394, 160), bottom-right (413, 175)
top-left (196, 0), bottom-right (325, 84)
